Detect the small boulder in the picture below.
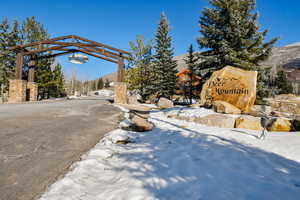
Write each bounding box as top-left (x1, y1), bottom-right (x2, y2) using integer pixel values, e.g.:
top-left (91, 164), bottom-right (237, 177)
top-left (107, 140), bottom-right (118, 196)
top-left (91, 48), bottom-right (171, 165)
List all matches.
top-left (128, 95), bottom-right (139, 104)
top-left (213, 100), bottom-right (241, 114)
top-left (157, 97), bottom-right (174, 109)
top-left (130, 114), bottom-right (154, 132)
top-left (235, 115), bottom-right (263, 131)
top-left (194, 114), bottom-right (235, 128)
top-left (267, 118), bottom-right (292, 132)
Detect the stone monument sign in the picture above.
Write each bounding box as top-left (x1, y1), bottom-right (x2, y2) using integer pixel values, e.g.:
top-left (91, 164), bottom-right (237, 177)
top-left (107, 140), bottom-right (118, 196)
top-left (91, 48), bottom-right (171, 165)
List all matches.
top-left (200, 66), bottom-right (257, 112)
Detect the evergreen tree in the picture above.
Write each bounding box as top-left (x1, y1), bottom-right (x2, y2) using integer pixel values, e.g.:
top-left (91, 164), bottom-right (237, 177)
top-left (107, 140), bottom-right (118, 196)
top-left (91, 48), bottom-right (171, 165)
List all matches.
top-left (275, 70), bottom-right (293, 94)
top-left (52, 63), bottom-right (65, 97)
top-left (91, 80), bottom-right (97, 91)
top-left (35, 60), bottom-right (52, 99)
top-left (197, 0), bottom-right (278, 72)
top-left (256, 67), bottom-right (272, 104)
top-left (104, 79), bottom-right (110, 88)
top-left (152, 13), bottom-right (178, 99)
top-left (127, 35), bottom-right (153, 101)
top-left (0, 19), bottom-right (22, 95)
top-left (184, 44), bottom-right (199, 104)
top-left (97, 78), bottom-right (104, 90)
top-left (197, 0), bottom-right (279, 102)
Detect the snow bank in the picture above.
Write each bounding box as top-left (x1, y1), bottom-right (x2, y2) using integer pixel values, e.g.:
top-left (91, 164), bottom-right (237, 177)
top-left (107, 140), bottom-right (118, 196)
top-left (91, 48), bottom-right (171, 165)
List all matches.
top-left (39, 108), bottom-right (300, 200)
top-left (94, 89), bottom-right (114, 97)
top-left (164, 106), bottom-right (241, 119)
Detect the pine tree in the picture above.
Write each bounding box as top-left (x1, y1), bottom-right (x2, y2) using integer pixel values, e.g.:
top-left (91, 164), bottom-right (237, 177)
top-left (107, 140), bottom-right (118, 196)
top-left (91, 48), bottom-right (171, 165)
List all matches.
top-left (104, 79), bottom-right (110, 88)
top-left (52, 63), bottom-right (65, 97)
top-left (35, 61), bottom-right (52, 99)
top-left (97, 78), bottom-right (104, 90)
top-left (152, 13), bottom-right (178, 99)
top-left (275, 70), bottom-right (293, 94)
top-left (197, 0), bottom-right (278, 71)
top-left (0, 19), bottom-right (22, 95)
top-left (127, 35), bottom-right (153, 101)
top-left (184, 44), bottom-right (199, 104)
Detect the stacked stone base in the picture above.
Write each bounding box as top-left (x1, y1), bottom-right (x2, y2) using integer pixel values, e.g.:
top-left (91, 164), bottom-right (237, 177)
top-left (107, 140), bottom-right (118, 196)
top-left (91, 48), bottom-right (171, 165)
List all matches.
top-left (27, 82), bottom-right (38, 101)
top-left (8, 79), bottom-right (38, 103)
top-left (114, 82), bottom-right (128, 104)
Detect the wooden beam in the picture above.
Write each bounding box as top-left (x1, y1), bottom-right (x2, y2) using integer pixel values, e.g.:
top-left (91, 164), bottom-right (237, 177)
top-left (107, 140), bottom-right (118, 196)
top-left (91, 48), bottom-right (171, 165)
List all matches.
top-left (76, 49), bottom-right (119, 63)
top-left (72, 35), bottom-right (130, 55)
top-left (10, 35), bottom-right (74, 50)
top-left (35, 50), bottom-right (78, 60)
top-left (22, 45), bottom-right (70, 55)
top-left (47, 41), bottom-right (129, 59)
top-left (78, 46), bottom-right (119, 59)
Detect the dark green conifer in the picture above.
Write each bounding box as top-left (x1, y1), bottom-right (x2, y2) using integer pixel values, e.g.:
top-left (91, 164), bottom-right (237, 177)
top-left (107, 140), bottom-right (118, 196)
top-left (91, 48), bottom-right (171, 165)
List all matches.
top-left (152, 13), bottom-right (178, 99)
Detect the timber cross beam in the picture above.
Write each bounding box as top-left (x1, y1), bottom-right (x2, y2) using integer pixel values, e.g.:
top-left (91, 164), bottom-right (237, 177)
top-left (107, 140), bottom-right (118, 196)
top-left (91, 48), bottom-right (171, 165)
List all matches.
top-left (10, 35), bottom-right (131, 82)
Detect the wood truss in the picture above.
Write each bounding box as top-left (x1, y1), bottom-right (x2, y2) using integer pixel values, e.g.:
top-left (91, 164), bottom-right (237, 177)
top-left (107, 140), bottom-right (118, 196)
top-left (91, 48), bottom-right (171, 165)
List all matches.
top-left (10, 35), bottom-right (130, 82)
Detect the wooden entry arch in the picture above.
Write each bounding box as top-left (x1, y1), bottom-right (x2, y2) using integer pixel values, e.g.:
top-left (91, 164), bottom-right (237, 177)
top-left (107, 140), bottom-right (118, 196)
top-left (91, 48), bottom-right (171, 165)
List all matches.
top-left (10, 35), bottom-right (130, 82)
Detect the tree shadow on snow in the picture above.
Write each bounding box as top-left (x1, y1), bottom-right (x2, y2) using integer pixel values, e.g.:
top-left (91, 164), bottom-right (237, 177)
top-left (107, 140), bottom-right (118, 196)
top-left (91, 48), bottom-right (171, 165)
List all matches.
top-left (112, 118), bottom-right (300, 200)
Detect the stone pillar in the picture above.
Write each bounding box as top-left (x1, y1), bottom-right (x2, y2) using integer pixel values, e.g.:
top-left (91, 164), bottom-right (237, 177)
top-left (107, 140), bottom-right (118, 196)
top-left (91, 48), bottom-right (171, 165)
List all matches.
top-left (8, 79), bottom-right (27, 103)
top-left (27, 82), bottom-right (38, 101)
top-left (114, 82), bottom-right (128, 104)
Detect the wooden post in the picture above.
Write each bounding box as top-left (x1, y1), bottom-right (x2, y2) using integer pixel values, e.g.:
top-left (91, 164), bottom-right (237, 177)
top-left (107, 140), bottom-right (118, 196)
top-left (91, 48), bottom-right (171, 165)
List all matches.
top-left (28, 67), bottom-right (35, 82)
top-left (15, 53), bottom-right (23, 79)
top-left (28, 59), bottom-right (36, 82)
top-left (117, 55), bottom-right (125, 82)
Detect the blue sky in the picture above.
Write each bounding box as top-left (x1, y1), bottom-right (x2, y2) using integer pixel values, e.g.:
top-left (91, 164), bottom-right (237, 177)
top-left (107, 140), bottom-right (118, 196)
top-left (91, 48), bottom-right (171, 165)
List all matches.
top-left (1, 0), bottom-right (300, 80)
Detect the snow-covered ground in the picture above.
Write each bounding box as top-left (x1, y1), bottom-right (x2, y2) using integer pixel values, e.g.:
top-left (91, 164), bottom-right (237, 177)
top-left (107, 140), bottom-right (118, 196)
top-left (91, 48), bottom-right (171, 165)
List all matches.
top-left (94, 89), bottom-right (114, 97)
top-left (39, 107), bottom-right (300, 200)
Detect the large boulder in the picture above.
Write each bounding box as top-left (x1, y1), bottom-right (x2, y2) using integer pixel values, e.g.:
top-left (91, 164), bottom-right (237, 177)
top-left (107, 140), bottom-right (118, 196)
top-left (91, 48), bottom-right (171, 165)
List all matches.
top-left (200, 66), bottom-right (257, 113)
top-left (157, 97), bottom-right (174, 109)
top-left (213, 100), bottom-right (241, 114)
top-left (267, 118), bottom-right (292, 132)
top-left (194, 114), bottom-right (235, 128)
top-left (235, 116), bottom-right (263, 131)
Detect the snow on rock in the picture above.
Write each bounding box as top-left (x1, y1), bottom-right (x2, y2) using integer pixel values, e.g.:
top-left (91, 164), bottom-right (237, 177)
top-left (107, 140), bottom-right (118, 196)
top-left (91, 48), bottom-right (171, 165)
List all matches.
top-left (119, 119), bottom-right (132, 129)
top-left (39, 107), bottom-right (300, 200)
top-left (107, 129), bottom-right (131, 144)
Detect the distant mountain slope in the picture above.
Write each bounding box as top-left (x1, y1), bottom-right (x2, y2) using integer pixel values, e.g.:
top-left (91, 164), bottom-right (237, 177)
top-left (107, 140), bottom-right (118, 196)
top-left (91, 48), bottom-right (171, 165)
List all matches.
top-left (261, 44), bottom-right (300, 69)
top-left (101, 71), bottom-right (118, 82)
top-left (261, 43), bottom-right (300, 91)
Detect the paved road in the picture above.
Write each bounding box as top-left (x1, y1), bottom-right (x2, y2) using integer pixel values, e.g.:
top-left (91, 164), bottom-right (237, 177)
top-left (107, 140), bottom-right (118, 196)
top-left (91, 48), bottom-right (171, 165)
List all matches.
top-left (0, 97), bottom-right (122, 200)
